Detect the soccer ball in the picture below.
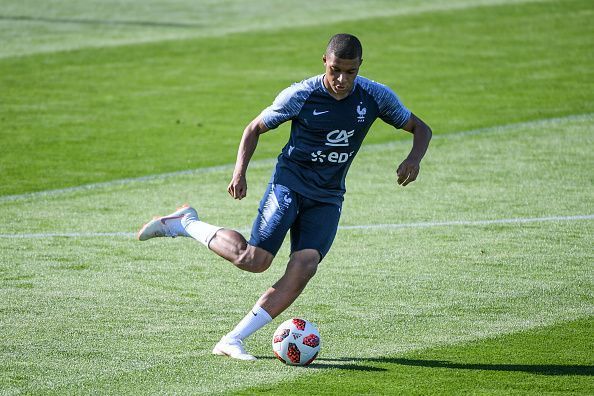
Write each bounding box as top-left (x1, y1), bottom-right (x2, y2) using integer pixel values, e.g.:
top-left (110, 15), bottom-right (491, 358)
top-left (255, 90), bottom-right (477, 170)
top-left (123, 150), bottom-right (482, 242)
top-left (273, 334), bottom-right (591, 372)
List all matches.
top-left (272, 318), bottom-right (321, 366)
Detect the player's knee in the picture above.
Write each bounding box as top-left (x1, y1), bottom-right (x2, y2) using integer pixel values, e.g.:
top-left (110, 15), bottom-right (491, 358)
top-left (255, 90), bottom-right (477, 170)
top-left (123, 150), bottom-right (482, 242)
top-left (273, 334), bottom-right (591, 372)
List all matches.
top-left (290, 255), bottom-right (319, 282)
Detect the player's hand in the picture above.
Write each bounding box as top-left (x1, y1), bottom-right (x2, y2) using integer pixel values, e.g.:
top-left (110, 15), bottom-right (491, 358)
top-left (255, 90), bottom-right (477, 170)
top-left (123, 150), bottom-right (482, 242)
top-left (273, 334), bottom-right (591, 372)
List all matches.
top-left (228, 173), bottom-right (247, 200)
top-left (396, 158), bottom-right (420, 187)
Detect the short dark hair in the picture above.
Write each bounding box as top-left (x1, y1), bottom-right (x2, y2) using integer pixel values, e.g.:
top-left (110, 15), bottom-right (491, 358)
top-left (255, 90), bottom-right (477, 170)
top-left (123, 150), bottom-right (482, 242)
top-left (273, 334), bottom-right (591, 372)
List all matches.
top-left (326, 33), bottom-right (362, 60)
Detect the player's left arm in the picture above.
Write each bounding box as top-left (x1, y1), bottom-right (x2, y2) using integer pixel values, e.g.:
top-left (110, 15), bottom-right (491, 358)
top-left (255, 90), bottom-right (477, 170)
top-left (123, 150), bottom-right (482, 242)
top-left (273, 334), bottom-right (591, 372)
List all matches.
top-left (397, 113), bottom-right (432, 186)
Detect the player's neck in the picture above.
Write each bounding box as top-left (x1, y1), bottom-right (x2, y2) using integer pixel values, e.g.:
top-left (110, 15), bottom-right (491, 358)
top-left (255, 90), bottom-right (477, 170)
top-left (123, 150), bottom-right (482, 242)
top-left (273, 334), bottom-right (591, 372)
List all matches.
top-left (323, 75), bottom-right (350, 101)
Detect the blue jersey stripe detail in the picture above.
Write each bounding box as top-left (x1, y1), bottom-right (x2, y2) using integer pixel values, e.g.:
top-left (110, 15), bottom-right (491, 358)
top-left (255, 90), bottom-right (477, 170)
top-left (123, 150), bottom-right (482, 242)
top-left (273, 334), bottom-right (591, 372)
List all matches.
top-left (356, 76), bottom-right (411, 128)
top-left (260, 75), bottom-right (322, 129)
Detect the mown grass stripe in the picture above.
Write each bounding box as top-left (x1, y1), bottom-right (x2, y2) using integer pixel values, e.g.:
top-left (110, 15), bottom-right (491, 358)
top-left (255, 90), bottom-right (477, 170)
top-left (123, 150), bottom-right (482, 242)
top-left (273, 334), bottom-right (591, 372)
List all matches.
top-left (340, 214), bottom-right (594, 230)
top-left (1, 113), bottom-right (591, 204)
top-left (0, 0), bottom-right (552, 59)
top-left (2, 214), bottom-right (591, 239)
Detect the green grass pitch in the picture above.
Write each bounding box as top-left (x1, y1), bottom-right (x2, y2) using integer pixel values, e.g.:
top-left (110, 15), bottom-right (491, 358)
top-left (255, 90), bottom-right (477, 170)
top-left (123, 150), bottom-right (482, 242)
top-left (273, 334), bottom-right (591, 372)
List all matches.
top-left (1, 0), bottom-right (593, 394)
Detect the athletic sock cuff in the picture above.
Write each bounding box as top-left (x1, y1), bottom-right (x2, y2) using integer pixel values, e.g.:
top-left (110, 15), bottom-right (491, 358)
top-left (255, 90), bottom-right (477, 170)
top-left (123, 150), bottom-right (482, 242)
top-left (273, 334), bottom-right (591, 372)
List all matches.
top-left (226, 304), bottom-right (273, 341)
top-left (184, 220), bottom-right (222, 248)
top-left (204, 226), bottom-right (223, 250)
top-left (252, 304), bottom-right (273, 322)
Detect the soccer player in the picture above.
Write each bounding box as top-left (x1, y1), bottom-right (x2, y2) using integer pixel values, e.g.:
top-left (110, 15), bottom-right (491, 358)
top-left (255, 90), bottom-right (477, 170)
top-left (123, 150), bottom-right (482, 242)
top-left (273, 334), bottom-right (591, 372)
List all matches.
top-left (138, 33), bottom-right (432, 361)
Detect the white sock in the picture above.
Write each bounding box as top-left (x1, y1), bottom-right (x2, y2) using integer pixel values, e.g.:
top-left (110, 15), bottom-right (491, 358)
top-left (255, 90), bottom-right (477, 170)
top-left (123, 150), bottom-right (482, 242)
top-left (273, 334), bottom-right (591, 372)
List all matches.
top-left (225, 305), bottom-right (273, 341)
top-left (183, 219), bottom-right (222, 248)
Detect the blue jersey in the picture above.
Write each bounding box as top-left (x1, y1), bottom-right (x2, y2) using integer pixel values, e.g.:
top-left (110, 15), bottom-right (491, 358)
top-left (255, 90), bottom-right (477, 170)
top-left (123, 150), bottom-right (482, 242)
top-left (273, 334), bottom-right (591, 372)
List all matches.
top-left (260, 74), bottom-right (411, 205)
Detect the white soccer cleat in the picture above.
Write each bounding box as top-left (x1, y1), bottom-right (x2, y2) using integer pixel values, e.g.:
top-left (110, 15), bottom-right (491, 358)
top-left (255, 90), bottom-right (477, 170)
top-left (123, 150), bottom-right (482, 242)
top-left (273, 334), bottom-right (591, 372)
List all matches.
top-left (212, 337), bottom-right (257, 361)
top-left (137, 204), bottom-right (198, 241)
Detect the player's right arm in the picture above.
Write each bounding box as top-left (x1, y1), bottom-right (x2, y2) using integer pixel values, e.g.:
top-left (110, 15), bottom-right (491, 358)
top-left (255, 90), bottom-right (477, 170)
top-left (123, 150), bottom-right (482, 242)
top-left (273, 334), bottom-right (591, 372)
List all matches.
top-left (228, 115), bottom-right (269, 200)
top-left (229, 79), bottom-right (310, 199)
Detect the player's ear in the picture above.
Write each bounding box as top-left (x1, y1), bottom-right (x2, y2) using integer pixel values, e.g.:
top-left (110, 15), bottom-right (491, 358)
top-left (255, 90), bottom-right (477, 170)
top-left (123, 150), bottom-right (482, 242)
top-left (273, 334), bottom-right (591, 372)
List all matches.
top-left (322, 54), bottom-right (327, 65)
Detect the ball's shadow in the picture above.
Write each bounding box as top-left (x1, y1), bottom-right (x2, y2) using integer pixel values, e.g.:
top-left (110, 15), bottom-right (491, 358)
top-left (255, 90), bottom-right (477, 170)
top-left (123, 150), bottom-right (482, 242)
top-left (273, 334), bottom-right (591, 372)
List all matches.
top-left (255, 356), bottom-right (385, 371)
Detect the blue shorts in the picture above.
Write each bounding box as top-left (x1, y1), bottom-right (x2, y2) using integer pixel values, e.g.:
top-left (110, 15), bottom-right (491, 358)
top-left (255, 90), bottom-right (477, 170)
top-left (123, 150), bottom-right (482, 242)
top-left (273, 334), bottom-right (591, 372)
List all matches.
top-left (248, 183), bottom-right (341, 260)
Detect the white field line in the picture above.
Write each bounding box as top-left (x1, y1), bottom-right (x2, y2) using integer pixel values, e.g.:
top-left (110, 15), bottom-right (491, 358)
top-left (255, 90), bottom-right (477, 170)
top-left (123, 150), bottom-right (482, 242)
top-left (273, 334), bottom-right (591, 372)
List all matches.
top-left (1, 112), bottom-right (592, 204)
top-left (2, 214), bottom-right (592, 239)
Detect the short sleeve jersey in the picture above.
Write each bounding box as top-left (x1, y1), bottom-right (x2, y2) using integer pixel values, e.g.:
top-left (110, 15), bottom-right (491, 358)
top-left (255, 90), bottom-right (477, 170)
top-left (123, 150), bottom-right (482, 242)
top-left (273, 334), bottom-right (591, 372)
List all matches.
top-left (260, 74), bottom-right (411, 205)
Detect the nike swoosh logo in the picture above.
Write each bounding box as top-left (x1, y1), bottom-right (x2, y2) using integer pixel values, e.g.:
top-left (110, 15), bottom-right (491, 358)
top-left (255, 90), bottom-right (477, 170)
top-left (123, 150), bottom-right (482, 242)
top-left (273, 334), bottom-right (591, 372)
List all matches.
top-left (313, 109), bottom-right (329, 116)
top-left (251, 311), bottom-right (258, 316)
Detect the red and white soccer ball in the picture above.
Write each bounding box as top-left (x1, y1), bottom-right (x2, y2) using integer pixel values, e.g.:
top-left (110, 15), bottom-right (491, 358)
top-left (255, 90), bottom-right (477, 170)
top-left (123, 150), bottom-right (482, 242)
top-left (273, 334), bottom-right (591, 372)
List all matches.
top-left (272, 318), bottom-right (321, 366)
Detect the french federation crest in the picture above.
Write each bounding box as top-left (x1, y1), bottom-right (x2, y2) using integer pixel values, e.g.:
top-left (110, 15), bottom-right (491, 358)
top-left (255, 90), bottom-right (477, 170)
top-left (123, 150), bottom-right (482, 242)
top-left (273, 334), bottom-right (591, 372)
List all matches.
top-left (357, 102), bottom-right (367, 122)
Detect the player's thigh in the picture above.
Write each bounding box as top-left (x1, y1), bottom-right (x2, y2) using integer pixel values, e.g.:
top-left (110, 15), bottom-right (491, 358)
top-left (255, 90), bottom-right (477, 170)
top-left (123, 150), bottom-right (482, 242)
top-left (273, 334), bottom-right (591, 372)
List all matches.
top-left (248, 183), bottom-right (298, 256)
top-left (290, 200), bottom-right (341, 261)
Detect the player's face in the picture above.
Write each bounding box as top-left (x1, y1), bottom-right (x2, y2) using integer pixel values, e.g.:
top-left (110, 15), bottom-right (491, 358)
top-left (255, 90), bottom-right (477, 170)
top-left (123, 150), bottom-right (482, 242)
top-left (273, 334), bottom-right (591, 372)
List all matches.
top-left (323, 53), bottom-right (362, 99)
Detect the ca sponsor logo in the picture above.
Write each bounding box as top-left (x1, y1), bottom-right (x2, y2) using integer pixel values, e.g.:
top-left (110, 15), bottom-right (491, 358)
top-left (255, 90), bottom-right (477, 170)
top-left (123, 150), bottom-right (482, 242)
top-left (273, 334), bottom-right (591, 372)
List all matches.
top-left (325, 129), bottom-right (354, 147)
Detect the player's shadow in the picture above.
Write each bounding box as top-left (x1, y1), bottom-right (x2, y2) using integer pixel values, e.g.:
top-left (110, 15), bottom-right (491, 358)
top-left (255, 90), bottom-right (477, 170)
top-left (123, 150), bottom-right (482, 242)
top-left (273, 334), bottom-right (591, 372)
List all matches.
top-left (317, 357), bottom-right (594, 376)
top-left (256, 356), bottom-right (593, 375)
